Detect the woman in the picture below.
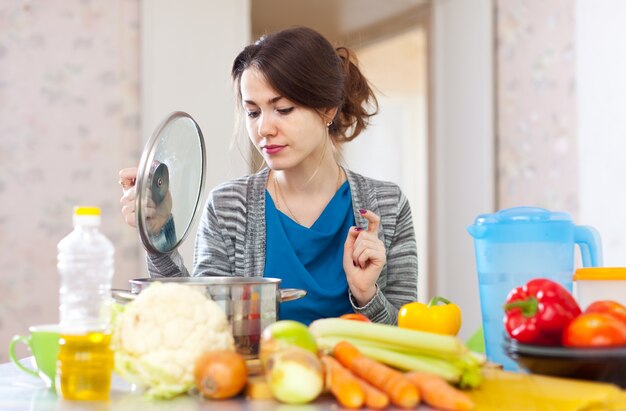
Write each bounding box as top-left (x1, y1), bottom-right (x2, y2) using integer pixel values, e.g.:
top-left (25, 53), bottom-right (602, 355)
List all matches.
top-left (120, 26), bottom-right (418, 325)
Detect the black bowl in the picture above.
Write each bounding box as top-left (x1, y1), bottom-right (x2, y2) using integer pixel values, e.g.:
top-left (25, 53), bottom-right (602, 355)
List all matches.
top-left (503, 338), bottom-right (626, 387)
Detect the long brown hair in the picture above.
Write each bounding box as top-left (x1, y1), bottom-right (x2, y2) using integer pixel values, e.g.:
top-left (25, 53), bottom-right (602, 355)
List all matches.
top-left (231, 26), bottom-right (378, 143)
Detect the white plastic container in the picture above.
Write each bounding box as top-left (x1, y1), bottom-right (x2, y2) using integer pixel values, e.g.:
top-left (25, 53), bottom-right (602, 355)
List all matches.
top-left (573, 267), bottom-right (626, 310)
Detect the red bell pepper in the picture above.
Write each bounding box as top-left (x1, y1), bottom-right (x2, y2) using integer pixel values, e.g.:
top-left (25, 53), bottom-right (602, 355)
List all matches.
top-left (503, 278), bottom-right (581, 346)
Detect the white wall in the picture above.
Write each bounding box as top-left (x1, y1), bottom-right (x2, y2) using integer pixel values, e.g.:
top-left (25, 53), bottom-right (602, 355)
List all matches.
top-left (576, 0), bottom-right (626, 266)
top-left (141, 0), bottom-right (250, 269)
top-left (432, 0), bottom-right (495, 339)
top-left (344, 29), bottom-right (429, 303)
top-left (344, 94), bottom-right (428, 302)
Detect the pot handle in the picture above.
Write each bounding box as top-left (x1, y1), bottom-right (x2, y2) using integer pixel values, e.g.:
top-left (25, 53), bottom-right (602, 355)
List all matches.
top-left (112, 289), bottom-right (137, 304)
top-left (278, 288), bottom-right (307, 302)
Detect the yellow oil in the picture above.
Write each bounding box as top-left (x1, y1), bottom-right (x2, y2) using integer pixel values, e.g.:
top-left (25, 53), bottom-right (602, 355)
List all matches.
top-left (57, 331), bottom-right (113, 401)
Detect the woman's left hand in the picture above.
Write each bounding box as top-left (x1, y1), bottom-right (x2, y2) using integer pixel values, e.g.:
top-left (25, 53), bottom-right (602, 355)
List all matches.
top-left (343, 209), bottom-right (387, 307)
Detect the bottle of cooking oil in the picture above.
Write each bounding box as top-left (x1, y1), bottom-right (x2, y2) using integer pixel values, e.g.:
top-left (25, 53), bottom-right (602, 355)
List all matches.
top-left (56, 206), bottom-right (114, 400)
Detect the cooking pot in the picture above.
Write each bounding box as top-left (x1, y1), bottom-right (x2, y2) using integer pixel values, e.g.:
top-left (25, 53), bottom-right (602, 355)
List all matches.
top-left (112, 277), bottom-right (306, 358)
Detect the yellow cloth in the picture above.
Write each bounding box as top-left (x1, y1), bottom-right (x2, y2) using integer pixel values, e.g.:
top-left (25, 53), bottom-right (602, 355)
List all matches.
top-left (467, 369), bottom-right (626, 411)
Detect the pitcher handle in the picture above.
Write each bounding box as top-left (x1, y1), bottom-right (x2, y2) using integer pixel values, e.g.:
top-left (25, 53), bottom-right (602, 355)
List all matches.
top-left (574, 225), bottom-right (603, 267)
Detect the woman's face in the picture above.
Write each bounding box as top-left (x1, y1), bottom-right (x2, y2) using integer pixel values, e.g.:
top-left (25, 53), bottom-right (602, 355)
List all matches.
top-left (240, 68), bottom-right (330, 172)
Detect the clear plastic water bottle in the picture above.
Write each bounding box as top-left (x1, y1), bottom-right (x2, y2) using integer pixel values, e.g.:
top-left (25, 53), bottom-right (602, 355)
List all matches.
top-left (56, 206), bottom-right (114, 400)
top-left (58, 206), bottom-right (114, 330)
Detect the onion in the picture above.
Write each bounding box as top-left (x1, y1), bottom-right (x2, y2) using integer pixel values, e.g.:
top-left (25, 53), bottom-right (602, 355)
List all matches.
top-left (265, 347), bottom-right (324, 404)
top-left (194, 350), bottom-right (247, 399)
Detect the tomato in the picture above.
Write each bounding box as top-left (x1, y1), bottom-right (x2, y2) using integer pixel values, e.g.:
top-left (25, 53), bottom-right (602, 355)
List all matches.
top-left (340, 313), bottom-right (371, 322)
top-left (562, 312), bottom-right (626, 348)
top-left (585, 300), bottom-right (626, 326)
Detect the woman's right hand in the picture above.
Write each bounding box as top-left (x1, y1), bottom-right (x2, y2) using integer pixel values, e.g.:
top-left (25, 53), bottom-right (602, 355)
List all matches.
top-left (119, 167), bottom-right (138, 228)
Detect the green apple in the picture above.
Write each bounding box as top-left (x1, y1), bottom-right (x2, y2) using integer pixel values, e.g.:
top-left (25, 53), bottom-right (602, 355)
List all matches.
top-left (259, 320), bottom-right (318, 366)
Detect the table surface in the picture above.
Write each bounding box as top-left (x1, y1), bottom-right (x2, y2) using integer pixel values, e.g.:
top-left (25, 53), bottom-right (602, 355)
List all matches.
top-left (0, 358), bottom-right (434, 411)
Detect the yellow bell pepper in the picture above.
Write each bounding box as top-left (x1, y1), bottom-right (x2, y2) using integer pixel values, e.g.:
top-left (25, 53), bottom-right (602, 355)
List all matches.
top-left (398, 296), bottom-right (462, 336)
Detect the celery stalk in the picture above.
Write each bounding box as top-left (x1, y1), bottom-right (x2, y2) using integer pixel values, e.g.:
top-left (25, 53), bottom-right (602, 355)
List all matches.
top-left (318, 333), bottom-right (466, 362)
top-left (317, 336), bottom-right (462, 382)
top-left (309, 318), bottom-right (467, 357)
top-left (360, 345), bottom-right (464, 382)
top-left (468, 350), bottom-right (487, 366)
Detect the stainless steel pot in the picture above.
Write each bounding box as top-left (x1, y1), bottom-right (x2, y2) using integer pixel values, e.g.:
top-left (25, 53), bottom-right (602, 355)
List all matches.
top-left (113, 277), bottom-right (306, 358)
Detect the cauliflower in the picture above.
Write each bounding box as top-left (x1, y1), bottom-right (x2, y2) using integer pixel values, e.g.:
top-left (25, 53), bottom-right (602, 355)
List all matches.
top-left (112, 282), bottom-right (235, 399)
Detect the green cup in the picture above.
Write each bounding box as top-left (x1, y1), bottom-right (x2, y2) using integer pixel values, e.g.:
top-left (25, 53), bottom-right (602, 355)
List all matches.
top-left (9, 324), bottom-right (60, 389)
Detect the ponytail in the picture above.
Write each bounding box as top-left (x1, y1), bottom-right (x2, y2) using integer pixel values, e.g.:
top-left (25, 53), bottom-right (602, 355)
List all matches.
top-left (332, 47), bottom-right (378, 142)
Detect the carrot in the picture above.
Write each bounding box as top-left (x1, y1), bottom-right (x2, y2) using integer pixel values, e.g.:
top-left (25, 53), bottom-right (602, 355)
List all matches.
top-left (406, 371), bottom-right (474, 411)
top-left (333, 340), bottom-right (419, 409)
top-left (355, 374), bottom-right (390, 409)
top-left (332, 339), bottom-right (361, 368)
top-left (321, 355), bottom-right (365, 409)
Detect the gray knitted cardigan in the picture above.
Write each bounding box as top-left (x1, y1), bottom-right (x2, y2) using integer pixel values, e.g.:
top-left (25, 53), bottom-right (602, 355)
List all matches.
top-left (147, 167), bottom-right (418, 324)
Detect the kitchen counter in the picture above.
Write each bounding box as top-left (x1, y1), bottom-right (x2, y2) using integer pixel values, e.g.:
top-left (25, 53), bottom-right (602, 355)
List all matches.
top-left (7, 357), bottom-right (626, 411)
top-left (0, 358), bottom-right (434, 411)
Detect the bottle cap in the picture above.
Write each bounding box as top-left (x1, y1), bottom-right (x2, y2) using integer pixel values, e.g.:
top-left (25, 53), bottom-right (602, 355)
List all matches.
top-left (74, 206), bottom-right (101, 216)
top-left (73, 206), bottom-right (102, 226)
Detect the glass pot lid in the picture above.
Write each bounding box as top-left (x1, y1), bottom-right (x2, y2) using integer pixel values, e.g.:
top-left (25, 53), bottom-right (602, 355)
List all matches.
top-left (135, 111), bottom-right (206, 254)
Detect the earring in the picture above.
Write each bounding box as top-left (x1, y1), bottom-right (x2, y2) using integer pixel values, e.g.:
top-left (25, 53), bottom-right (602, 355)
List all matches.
top-left (327, 120), bottom-right (333, 127)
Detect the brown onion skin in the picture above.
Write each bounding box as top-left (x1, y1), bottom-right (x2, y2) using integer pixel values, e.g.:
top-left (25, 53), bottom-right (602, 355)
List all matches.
top-left (194, 350), bottom-right (248, 399)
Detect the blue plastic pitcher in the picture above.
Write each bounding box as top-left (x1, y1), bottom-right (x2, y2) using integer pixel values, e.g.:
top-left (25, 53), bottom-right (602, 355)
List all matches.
top-left (467, 206), bottom-right (602, 370)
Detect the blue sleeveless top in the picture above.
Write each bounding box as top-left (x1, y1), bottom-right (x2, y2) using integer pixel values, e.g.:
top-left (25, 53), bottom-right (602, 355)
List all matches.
top-left (264, 181), bottom-right (355, 325)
